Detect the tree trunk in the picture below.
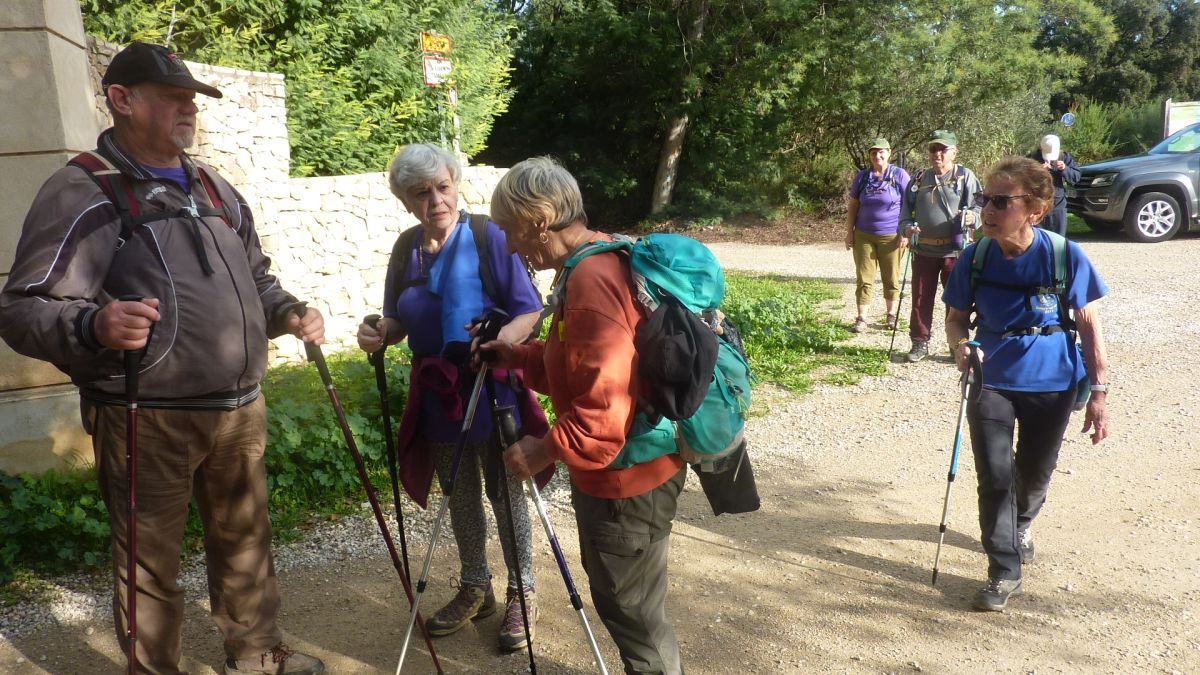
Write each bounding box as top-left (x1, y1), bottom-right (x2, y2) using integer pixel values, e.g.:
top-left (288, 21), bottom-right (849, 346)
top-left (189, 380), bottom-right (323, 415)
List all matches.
top-left (649, 0), bottom-right (709, 215)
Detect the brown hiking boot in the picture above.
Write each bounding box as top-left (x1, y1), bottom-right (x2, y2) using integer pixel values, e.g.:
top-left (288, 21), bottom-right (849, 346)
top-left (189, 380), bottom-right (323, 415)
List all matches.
top-left (498, 587), bottom-right (538, 651)
top-left (426, 580), bottom-right (496, 637)
top-left (223, 643), bottom-right (324, 674)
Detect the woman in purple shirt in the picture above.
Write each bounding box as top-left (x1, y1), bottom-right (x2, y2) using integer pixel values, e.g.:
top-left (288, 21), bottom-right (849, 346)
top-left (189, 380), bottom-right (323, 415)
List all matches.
top-left (845, 138), bottom-right (912, 333)
top-left (356, 144), bottom-right (545, 652)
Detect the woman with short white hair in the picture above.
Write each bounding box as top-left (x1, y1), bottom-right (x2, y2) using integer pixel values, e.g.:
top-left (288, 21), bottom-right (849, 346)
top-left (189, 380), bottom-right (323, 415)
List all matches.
top-left (358, 143), bottom-right (546, 652)
top-left (482, 156), bottom-right (688, 674)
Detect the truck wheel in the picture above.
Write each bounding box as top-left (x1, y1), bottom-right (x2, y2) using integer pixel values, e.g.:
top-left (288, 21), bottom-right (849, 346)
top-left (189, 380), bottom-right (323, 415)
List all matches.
top-left (1124, 192), bottom-right (1182, 242)
top-left (1082, 217), bottom-right (1120, 232)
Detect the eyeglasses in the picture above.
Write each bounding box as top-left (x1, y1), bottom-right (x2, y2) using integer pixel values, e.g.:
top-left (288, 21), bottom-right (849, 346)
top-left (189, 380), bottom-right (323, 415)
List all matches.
top-left (974, 193), bottom-right (1031, 210)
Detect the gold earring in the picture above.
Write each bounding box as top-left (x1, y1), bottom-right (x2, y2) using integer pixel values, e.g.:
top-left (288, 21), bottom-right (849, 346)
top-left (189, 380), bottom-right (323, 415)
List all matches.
top-left (538, 231), bottom-right (549, 244)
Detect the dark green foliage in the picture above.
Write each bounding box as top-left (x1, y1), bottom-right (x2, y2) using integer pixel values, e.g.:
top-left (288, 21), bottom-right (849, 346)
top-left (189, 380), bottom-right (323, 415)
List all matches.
top-left (1063, 0), bottom-right (1200, 106)
top-left (0, 349), bottom-right (410, 585)
top-left (81, 0), bottom-right (516, 176)
top-left (0, 470), bottom-right (111, 584)
top-left (483, 0), bottom-right (1110, 225)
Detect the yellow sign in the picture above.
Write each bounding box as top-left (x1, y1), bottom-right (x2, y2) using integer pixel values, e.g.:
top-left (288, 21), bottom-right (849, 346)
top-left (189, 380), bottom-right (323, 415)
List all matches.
top-left (421, 32), bottom-right (452, 55)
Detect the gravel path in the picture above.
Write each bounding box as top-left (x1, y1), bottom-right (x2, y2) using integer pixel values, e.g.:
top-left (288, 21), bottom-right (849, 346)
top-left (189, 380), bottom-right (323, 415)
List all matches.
top-left (2, 231), bottom-right (1198, 673)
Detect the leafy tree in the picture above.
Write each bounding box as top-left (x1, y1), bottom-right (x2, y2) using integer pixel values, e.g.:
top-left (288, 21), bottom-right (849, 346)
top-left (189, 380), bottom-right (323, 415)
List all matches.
top-left (81, 0), bottom-right (517, 176)
top-left (1053, 0), bottom-right (1200, 106)
top-left (484, 0), bottom-right (1107, 224)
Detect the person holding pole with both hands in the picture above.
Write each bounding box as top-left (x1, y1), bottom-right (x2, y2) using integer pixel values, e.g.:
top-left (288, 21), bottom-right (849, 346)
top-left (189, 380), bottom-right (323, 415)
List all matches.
top-left (943, 157), bottom-right (1110, 612)
top-left (0, 42), bottom-right (326, 674)
top-left (481, 157), bottom-right (688, 675)
top-left (356, 143), bottom-right (547, 653)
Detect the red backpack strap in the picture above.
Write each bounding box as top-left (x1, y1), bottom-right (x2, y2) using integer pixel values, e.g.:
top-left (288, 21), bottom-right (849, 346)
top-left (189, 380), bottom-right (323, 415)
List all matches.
top-left (68, 151), bottom-right (141, 243)
top-left (193, 164), bottom-right (235, 229)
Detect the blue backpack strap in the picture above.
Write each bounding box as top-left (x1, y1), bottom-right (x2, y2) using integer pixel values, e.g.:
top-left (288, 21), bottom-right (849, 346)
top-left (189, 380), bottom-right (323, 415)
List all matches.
top-left (1042, 229), bottom-right (1075, 331)
top-left (852, 168), bottom-right (870, 200)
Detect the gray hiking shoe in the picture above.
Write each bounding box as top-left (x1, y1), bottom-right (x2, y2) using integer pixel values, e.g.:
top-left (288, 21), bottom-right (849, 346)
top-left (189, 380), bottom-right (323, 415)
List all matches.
top-left (498, 587), bottom-right (538, 651)
top-left (906, 341), bottom-right (929, 362)
top-left (972, 577), bottom-right (1023, 611)
top-left (224, 644), bottom-right (324, 674)
top-left (851, 317), bottom-right (868, 333)
top-left (426, 580), bottom-right (496, 637)
top-left (1019, 528), bottom-right (1036, 563)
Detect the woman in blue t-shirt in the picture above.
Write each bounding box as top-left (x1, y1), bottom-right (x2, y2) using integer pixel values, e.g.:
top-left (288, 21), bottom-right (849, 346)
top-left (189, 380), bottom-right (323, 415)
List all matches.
top-left (944, 157), bottom-right (1110, 612)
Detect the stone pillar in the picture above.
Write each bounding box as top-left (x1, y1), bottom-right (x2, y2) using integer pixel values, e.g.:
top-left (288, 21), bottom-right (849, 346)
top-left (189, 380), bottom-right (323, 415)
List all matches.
top-left (0, 0), bottom-right (99, 473)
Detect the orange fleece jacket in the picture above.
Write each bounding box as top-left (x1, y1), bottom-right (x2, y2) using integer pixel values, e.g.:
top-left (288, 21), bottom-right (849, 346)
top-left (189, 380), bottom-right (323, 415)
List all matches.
top-left (512, 240), bottom-right (683, 499)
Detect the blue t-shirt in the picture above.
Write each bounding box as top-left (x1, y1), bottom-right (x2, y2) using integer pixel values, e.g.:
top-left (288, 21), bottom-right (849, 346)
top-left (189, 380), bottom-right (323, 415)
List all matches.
top-left (142, 164), bottom-right (191, 194)
top-left (943, 229), bottom-right (1108, 392)
top-left (383, 215), bottom-right (543, 442)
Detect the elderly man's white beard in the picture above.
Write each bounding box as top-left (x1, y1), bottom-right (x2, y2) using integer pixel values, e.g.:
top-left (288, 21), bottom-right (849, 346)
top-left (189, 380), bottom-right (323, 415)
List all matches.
top-left (172, 130), bottom-right (195, 150)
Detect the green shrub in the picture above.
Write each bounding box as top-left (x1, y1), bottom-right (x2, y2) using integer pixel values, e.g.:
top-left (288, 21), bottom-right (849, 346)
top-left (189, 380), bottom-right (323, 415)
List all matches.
top-left (0, 349), bottom-right (411, 586)
top-left (724, 272), bottom-right (886, 392)
top-left (0, 470), bottom-right (111, 583)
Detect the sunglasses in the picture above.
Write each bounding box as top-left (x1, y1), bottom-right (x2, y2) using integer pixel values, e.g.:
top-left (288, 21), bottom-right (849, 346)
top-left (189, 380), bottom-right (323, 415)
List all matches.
top-left (974, 192), bottom-right (1031, 210)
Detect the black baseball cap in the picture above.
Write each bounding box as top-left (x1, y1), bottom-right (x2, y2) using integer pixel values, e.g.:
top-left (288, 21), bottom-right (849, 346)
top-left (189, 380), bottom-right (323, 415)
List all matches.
top-left (102, 42), bottom-right (223, 98)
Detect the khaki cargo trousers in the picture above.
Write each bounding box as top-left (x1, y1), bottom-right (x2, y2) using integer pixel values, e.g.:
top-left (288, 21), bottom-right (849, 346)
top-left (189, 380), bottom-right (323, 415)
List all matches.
top-left (571, 466), bottom-right (687, 675)
top-left (86, 396), bottom-right (282, 674)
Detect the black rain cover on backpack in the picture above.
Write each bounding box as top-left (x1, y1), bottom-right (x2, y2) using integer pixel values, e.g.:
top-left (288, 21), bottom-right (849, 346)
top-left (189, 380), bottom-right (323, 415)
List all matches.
top-left (635, 295), bottom-right (719, 422)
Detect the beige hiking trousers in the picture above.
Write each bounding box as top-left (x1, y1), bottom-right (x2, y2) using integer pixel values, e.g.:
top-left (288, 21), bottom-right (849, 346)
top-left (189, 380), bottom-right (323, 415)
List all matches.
top-left (86, 396), bottom-right (281, 674)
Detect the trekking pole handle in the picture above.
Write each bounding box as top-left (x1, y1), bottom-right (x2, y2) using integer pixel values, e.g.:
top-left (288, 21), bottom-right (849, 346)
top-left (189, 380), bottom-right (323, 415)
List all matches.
top-left (364, 313), bottom-right (387, 369)
top-left (471, 308), bottom-right (509, 363)
top-left (118, 294), bottom-right (147, 399)
top-left (290, 302), bottom-right (329, 380)
top-left (494, 405), bottom-right (521, 447)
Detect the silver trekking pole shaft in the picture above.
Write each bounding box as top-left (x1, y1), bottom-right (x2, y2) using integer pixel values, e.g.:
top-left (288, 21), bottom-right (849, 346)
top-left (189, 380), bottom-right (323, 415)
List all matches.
top-left (526, 479), bottom-right (609, 675)
top-left (395, 366), bottom-right (489, 674)
top-left (932, 342), bottom-right (979, 585)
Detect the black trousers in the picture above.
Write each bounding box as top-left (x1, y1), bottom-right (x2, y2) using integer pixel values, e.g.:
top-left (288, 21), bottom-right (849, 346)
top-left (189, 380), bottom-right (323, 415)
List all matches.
top-left (967, 387), bottom-right (1075, 580)
top-left (1038, 201), bottom-right (1068, 237)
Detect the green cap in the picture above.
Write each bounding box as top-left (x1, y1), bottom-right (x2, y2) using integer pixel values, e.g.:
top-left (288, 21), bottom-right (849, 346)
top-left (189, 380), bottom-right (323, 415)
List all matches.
top-left (868, 137), bottom-right (890, 150)
top-left (927, 129), bottom-right (957, 148)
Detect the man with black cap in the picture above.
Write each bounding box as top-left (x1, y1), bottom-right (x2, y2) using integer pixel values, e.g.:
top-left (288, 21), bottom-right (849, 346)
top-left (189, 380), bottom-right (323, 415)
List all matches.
top-left (0, 42), bottom-right (325, 674)
top-left (898, 130), bottom-right (982, 362)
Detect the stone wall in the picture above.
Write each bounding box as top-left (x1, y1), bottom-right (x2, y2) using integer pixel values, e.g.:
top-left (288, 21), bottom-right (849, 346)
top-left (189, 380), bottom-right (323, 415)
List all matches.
top-left (85, 39), bottom-right (515, 360)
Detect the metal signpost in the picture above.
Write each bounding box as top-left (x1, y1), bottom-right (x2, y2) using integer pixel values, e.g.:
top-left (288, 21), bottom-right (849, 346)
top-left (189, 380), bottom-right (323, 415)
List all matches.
top-left (420, 32), bottom-right (458, 153)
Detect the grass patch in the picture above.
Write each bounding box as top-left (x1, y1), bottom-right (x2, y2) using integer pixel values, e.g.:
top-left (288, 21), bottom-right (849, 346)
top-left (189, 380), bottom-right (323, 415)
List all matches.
top-left (724, 272), bottom-right (887, 393)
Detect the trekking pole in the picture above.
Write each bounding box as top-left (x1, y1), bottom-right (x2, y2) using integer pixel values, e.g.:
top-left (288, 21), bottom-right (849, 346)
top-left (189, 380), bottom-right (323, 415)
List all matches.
top-left (888, 239), bottom-right (912, 360)
top-left (524, 471), bottom-right (609, 674)
top-left (931, 340), bottom-right (981, 586)
top-left (365, 314), bottom-right (411, 581)
top-left (118, 294), bottom-right (149, 675)
top-left (395, 309), bottom-right (509, 675)
top-left (888, 232), bottom-right (917, 359)
top-left (288, 305), bottom-right (442, 674)
top-left (487, 388), bottom-right (537, 674)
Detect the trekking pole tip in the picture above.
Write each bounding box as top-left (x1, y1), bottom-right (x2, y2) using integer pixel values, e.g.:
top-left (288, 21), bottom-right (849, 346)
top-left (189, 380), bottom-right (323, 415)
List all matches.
top-left (931, 569), bottom-right (939, 585)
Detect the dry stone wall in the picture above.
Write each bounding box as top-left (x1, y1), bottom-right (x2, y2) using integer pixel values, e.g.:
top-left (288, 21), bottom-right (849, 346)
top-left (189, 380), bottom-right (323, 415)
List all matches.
top-left (85, 39), bottom-right (515, 360)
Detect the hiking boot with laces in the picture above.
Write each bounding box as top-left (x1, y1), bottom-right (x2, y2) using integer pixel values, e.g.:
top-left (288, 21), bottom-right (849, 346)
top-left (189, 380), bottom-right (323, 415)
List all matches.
top-left (223, 643), bottom-right (324, 674)
top-left (851, 317), bottom-right (868, 333)
top-left (498, 587), bottom-right (538, 651)
top-left (972, 577), bottom-right (1023, 611)
top-left (906, 341), bottom-right (929, 362)
top-left (1019, 528), bottom-right (1036, 563)
top-left (426, 580), bottom-right (496, 637)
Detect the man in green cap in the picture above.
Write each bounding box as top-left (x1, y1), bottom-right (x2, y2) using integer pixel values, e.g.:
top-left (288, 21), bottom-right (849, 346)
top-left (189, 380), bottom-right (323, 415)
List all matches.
top-left (898, 130), bottom-right (982, 362)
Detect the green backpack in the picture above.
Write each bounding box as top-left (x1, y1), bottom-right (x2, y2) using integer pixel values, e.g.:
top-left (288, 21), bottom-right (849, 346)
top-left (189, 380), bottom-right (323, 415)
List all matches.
top-left (554, 233), bottom-right (753, 468)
